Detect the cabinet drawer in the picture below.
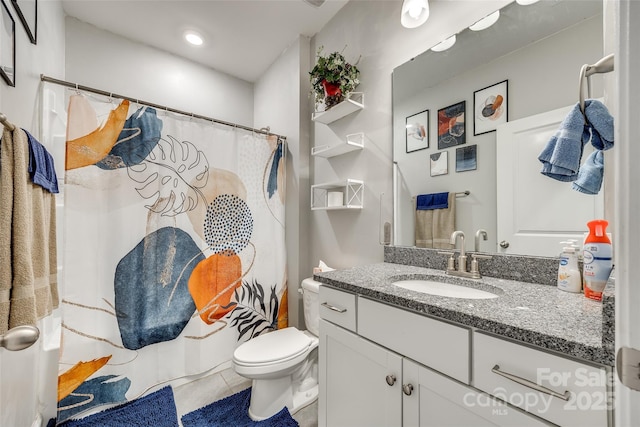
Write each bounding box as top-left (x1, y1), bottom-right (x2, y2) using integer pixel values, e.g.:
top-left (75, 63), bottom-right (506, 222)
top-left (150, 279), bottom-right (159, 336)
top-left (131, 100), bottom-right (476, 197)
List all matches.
top-left (358, 297), bottom-right (470, 384)
top-left (319, 286), bottom-right (356, 332)
top-left (473, 332), bottom-right (610, 427)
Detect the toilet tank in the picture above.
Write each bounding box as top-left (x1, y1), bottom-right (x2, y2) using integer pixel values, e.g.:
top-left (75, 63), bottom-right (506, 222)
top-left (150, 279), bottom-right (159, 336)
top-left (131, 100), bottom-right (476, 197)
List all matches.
top-left (301, 278), bottom-right (321, 336)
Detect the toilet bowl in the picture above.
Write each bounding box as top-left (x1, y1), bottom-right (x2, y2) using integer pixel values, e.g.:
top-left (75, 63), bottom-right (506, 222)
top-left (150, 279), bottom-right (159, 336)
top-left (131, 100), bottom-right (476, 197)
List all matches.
top-left (232, 278), bottom-right (321, 421)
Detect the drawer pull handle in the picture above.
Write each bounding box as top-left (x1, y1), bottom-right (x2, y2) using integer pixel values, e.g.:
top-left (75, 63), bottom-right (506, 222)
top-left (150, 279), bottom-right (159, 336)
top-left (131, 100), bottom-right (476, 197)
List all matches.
top-left (491, 365), bottom-right (571, 401)
top-left (386, 375), bottom-right (396, 386)
top-left (321, 302), bottom-right (347, 313)
top-left (402, 384), bottom-right (414, 396)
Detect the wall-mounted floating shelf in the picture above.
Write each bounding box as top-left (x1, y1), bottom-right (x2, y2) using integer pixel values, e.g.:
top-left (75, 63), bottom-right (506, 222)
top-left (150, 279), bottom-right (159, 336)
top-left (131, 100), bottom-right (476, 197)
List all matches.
top-left (311, 179), bottom-right (364, 211)
top-left (312, 132), bottom-right (364, 158)
top-left (312, 92), bottom-right (364, 125)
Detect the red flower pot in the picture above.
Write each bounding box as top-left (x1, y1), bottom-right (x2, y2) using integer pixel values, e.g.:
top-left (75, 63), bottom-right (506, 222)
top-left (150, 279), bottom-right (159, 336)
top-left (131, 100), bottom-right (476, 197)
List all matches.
top-left (322, 80), bottom-right (342, 97)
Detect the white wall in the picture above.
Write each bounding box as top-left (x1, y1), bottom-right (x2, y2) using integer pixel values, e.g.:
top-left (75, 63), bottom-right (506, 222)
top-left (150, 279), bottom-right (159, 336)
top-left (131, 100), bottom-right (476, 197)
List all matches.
top-left (309, 1), bottom-right (509, 270)
top-left (253, 36), bottom-right (312, 327)
top-left (65, 17), bottom-right (254, 127)
top-left (0, 2), bottom-right (66, 426)
top-left (1, 1), bottom-right (66, 131)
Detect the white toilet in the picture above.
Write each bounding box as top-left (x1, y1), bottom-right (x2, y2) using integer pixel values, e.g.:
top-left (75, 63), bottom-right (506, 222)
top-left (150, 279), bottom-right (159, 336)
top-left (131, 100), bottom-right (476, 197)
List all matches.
top-left (232, 277), bottom-right (321, 421)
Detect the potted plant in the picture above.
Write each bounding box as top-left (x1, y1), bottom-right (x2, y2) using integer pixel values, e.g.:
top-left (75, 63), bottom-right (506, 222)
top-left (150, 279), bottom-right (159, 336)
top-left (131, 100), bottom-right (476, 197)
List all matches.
top-left (310, 46), bottom-right (361, 111)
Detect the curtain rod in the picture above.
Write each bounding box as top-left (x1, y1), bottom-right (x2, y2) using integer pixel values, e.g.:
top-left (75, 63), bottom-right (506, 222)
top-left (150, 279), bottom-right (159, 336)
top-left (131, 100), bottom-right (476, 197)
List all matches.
top-left (40, 74), bottom-right (286, 141)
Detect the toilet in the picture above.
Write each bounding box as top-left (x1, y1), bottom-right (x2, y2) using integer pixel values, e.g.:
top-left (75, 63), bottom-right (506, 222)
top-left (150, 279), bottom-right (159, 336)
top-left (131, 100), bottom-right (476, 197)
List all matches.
top-left (232, 277), bottom-right (321, 421)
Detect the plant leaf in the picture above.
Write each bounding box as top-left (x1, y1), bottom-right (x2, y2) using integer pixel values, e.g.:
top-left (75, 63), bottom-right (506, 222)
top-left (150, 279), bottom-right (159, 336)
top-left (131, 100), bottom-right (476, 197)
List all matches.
top-left (128, 135), bottom-right (209, 217)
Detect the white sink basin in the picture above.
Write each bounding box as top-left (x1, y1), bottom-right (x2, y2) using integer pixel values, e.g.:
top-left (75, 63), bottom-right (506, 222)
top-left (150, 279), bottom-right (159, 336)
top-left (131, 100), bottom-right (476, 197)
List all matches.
top-left (392, 279), bottom-right (499, 299)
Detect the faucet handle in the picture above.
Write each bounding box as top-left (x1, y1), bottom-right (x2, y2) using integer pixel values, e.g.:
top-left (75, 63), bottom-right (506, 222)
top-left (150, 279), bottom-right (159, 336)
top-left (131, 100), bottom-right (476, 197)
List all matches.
top-left (437, 251), bottom-right (456, 272)
top-left (470, 253), bottom-right (493, 277)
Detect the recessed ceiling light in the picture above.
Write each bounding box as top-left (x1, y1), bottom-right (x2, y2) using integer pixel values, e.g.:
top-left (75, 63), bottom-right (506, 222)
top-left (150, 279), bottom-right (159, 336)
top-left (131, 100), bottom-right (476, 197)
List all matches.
top-left (431, 35), bottom-right (456, 52)
top-left (516, 0), bottom-right (540, 5)
top-left (469, 10), bottom-right (500, 31)
top-left (401, 0), bottom-right (430, 29)
top-left (184, 31), bottom-right (203, 46)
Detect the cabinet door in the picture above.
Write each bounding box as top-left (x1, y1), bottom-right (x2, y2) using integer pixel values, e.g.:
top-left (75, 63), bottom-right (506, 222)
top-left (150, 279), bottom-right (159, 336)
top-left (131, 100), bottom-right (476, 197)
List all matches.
top-left (319, 319), bottom-right (402, 427)
top-left (403, 359), bottom-right (550, 427)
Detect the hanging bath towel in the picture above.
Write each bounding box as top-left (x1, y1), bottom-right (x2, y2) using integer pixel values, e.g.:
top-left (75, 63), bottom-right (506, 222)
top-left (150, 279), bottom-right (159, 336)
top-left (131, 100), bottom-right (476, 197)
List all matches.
top-left (0, 127), bottom-right (59, 334)
top-left (415, 192), bottom-right (455, 249)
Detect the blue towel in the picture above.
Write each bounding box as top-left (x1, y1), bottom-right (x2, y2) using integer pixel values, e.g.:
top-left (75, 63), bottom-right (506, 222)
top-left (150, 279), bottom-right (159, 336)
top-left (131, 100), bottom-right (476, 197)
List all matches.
top-left (538, 100), bottom-right (614, 183)
top-left (416, 192), bottom-right (449, 210)
top-left (538, 104), bottom-right (589, 181)
top-left (584, 99), bottom-right (614, 150)
top-left (573, 150), bottom-right (604, 194)
top-left (25, 130), bottom-right (59, 193)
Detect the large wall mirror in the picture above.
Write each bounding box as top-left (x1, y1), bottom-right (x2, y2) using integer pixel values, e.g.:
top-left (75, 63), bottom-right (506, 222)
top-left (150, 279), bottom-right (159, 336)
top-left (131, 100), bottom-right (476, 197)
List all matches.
top-left (392, 0), bottom-right (607, 257)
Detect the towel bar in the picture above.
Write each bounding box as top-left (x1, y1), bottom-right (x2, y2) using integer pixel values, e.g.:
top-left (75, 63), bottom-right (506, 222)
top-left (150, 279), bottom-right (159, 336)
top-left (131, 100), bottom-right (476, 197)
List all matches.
top-left (411, 190), bottom-right (469, 201)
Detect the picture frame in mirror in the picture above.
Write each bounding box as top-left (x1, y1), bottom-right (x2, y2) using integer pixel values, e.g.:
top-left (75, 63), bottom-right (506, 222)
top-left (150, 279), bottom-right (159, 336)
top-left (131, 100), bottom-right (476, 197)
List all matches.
top-left (474, 80), bottom-right (508, 135)
top-left (406, 109), bottom-right (429, 153)
top-left (456, 144), bottom-right (477, 172)
top-left (430, 151), bottom-right (448, 177)
top-left (437, 101), bottom-right (465, 150)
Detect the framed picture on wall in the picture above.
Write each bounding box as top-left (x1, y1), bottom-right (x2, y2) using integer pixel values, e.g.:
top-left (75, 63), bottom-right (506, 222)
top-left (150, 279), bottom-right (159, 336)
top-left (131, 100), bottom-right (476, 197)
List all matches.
top-left (11, 0), bottom-right (36, 44)
top-left (406, 109), bottom-right (429, 153)
top-left (0, 0), bottom-right (15, 87)
top-left (456, 144), bottom-right (477, 172)
top-left (437, 101), bottom-right (465, 150)
top-left (430, 151), bottom-right (448, 177)
top-left (474, 80), bottom-right (508, 135)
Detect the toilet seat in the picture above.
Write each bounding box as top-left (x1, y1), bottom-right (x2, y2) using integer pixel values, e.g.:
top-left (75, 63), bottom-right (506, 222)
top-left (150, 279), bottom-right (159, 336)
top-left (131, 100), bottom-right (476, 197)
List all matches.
top-left (234, 327), bottom-right (313, 366)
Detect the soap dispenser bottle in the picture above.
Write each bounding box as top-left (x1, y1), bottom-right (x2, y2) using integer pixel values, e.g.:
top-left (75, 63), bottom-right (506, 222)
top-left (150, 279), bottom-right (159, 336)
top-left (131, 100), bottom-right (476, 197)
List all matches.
top-left (583, 219), bottom-right (613, 301)
top-left (557, 242), bottom-right (581, 293)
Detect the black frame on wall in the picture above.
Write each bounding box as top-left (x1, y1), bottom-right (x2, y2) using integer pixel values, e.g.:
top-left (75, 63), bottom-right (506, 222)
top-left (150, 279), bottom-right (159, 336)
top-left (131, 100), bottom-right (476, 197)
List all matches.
top-left (11, 0), bottom-right (36, 44)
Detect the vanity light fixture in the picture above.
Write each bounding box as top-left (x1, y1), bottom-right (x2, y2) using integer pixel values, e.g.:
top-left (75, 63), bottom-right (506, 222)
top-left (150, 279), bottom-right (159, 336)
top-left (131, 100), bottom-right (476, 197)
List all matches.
top-left (401, 0), bottom-right (430, 29)
top-left (431, 34), bottom-right (456, 52)
top-left (515, 0), bottom-right (540, 5)
top-left (469, 10), bottom-right (500, 31)
top-left (184, 30), bottom-right (204, 46)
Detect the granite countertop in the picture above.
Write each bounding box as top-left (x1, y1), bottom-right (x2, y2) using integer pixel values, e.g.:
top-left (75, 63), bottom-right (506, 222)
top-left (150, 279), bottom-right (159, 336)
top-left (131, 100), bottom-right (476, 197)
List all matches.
top-left (314, 262), bottom-right (615, 366)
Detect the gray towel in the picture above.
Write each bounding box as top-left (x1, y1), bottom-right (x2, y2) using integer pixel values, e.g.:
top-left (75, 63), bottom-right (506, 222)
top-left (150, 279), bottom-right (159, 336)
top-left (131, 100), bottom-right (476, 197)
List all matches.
top-left (415, 193), bottom-right (455, 249)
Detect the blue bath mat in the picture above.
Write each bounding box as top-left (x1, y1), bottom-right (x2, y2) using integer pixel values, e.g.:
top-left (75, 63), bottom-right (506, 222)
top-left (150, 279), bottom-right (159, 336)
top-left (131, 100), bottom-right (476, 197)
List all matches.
top-left (181, 388), bottom-right (299, 427)
top-left (58, 385), bottom-right (179, 427)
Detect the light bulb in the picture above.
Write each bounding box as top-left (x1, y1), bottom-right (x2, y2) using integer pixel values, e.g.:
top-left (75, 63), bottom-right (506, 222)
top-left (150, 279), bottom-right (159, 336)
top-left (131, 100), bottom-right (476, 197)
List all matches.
top-left (408, 3), bottom-right (423, 19)
top-left (184, 31), bottom-right (204, 46)
top-left (469, 10), bottom-right (500, 31)
top-left (401, 0), bottom-right (430, 29)
top-left (431, 35), bottom-right (456, 52)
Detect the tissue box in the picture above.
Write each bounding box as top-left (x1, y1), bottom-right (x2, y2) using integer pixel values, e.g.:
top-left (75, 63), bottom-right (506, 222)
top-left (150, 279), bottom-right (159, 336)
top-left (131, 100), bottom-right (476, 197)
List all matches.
top-left (327, 191), bottom-right (344, 207)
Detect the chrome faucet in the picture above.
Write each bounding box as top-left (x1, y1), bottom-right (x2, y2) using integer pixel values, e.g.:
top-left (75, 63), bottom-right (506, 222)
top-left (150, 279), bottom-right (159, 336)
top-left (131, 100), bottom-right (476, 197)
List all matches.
top-left (475, 229), bottom-right (488, 252)
top-left (450, 231), bottom-right (467, 273)
top-left (440, 230), bottom-right (492, 279)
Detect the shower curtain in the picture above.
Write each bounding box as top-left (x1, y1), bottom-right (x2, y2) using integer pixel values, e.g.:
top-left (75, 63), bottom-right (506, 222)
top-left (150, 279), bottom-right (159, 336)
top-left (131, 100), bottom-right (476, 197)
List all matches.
top-left (52, 92), bottom-right (287, 421)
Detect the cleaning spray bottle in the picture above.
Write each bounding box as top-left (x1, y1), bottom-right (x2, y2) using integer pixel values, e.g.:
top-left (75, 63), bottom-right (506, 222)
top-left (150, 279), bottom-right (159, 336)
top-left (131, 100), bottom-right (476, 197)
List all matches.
top-left (557, 241), bottom-right (581, 293)
top-left (583, 219), bottom-right (613, 301)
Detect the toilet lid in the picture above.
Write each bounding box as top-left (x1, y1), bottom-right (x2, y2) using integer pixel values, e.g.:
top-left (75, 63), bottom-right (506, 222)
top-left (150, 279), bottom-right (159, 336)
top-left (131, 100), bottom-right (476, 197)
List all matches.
top-left (234, 328), bottom-right (312, 365)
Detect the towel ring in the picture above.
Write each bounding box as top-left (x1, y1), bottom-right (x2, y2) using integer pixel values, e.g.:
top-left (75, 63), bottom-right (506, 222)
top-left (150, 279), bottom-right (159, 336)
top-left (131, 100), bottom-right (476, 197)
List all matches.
top-left (579, 53), bottom-right (615, 116)
top-left (578, 64), bottom-right (590, 116)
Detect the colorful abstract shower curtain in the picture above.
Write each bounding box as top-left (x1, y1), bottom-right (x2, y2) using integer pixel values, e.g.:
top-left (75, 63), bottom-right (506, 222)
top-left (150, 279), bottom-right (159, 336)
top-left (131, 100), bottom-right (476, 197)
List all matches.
top-left (53, 93), bottom-right (287, 421)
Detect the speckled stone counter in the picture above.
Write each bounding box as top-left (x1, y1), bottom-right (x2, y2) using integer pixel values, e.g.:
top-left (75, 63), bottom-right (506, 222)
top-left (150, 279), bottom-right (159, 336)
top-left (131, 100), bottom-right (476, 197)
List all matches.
top-left (314, 261), bottom-right (615, 366)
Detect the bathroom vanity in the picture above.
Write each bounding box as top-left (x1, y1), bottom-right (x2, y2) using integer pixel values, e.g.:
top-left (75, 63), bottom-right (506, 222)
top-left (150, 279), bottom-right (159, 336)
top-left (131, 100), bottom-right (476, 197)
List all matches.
top-left (315, 254), bottom-right (614, 427)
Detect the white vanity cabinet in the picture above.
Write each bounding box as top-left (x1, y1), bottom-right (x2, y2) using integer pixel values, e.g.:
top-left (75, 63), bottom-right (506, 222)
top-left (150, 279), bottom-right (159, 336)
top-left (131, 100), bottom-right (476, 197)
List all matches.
top-left (403, 358), bottom-right (550, 427)
top-left (318, 286), bottom-right (549, 427)
top-left (473, 332), bottom-right (611, 427)
top-left (319, 319), bottom-right (402, 427)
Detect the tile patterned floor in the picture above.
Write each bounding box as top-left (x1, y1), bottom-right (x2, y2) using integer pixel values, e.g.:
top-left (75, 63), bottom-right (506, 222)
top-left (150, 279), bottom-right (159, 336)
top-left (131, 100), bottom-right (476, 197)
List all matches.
top-left (173, 366), bottom-right (318, 427)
